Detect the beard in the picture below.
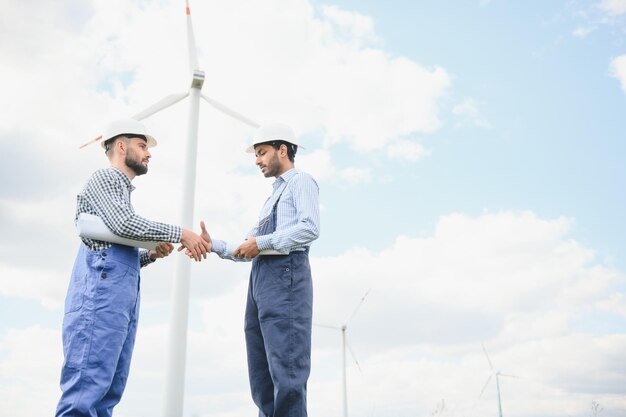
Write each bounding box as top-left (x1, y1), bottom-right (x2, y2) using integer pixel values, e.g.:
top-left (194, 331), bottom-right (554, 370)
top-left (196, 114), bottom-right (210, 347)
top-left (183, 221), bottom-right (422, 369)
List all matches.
top-left (263, 152), bottom-right (280, 177)
top-left (125, 150), bottom-right (148, 176)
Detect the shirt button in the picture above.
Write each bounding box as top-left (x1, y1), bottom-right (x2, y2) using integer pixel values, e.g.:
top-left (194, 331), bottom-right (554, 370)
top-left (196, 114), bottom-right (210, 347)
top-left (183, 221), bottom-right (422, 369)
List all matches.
top-left (101, 273), bottom-right (108, 279)
top-left (102, 252), bottom-right (107, 257)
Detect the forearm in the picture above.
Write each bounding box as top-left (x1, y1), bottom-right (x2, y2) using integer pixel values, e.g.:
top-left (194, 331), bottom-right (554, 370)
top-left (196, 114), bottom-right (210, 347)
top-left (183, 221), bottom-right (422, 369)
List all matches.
top-left (256, 219), bottom-right (320, 252)
top-left (107, 213), bottom-right (182, 243)
top-left (211, 238), bottom-right (251, 262)
top-left (91, 196), bottom-right (182, 243)
top-left (139, 250), bottom-right (155, 268)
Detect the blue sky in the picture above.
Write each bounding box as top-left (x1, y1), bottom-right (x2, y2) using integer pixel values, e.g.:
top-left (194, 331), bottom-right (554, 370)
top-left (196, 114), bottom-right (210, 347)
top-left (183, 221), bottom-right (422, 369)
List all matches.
top-left (313, 0), bottom-right (626, 265)
top-left (1, 1), bottom-right (626, 416)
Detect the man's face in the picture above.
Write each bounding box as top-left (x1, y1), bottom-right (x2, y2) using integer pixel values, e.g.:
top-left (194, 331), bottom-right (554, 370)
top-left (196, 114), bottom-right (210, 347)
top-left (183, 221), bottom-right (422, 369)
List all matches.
top-left (255, 144), bottom-right (282, 178)
top-left (124, 137), bottom-right (151, 176)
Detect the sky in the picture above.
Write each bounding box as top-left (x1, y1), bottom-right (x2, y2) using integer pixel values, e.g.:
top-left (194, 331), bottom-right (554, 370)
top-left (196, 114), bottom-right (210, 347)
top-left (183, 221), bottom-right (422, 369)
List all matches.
top-left (1, 0), bottom-right (626, 416)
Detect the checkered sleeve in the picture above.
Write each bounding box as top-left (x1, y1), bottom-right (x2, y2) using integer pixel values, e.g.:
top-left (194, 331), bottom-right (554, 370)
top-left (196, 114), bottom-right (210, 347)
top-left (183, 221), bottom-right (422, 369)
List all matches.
top-left (84, 169), bottom-right (182, 243)
top-left (140, 250), bottom-right (154, 267)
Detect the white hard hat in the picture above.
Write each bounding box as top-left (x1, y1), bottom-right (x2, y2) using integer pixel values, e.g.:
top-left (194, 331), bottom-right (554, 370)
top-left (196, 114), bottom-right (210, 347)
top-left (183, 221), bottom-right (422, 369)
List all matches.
top-left (245, 122), bottom-right (304, 153)
top-left (100, 118), bottom-right (157, 149)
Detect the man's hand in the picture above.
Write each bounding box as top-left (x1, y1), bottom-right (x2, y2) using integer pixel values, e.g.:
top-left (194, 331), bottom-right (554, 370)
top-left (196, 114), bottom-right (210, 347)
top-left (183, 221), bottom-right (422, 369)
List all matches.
top-left (199, 220), bottom-right (211, 246)
top-left (233, 237), bottom-right (260, 259)
top-left (148, 242), bottom-right (175, 261)
top-left (178, 227), bottom-right (212, 261)
top-left (185, 221), bottom-right (212, 259)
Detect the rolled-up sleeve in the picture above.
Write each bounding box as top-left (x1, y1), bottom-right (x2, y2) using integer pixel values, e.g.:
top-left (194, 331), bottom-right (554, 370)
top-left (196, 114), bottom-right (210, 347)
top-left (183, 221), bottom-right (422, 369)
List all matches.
top-left (255, 173), bottom-right (320, 252)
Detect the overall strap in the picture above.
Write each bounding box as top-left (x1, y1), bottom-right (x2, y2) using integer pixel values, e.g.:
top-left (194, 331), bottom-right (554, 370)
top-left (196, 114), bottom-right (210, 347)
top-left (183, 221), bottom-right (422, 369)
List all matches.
top-left (270, 172), bottom-right (299, 210)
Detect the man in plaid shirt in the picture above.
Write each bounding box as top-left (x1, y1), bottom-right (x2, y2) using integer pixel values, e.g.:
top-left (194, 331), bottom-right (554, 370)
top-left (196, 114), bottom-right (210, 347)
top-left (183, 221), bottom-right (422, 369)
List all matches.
top-left (56, 119), bottom-right (211, 417)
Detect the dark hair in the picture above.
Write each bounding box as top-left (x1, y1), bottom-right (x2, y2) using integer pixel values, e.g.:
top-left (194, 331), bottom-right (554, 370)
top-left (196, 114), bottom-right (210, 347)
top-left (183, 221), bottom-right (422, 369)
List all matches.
top-left (103, 134), bottom-right (146, 155)
top-left (267, 140), bottom-right (297, 162)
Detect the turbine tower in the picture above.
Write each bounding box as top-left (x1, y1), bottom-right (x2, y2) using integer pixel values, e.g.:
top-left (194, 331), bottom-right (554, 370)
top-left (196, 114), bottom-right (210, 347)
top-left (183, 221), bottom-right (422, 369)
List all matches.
top-left (479, 344), bottom-right (519, 417)
top-left (133, 2), bottom-right (258, 416)
top-left (317, 289), bottom-right (370, 417)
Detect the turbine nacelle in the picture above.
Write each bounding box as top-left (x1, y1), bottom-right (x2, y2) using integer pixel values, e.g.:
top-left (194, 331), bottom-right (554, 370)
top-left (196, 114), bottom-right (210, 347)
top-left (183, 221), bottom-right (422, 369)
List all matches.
top-left (191, 70), bottom-right (205, 90)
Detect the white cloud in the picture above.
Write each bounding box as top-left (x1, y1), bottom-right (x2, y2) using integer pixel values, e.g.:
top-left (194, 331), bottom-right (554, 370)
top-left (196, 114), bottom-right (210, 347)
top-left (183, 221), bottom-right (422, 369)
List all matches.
top-left (572, 25), bottom-right (596, 38)
top-left (4, 210), bottom-right (624, 416)
top-left (337, 166), bottom-right (372, 183)
top-left (569, 2), bottom-right (626, 41)
top-left (0, 263), bottom-right (66, 310)
top-left (386, 139), bottom-right (430, 161)
top-left (309, 53), bottom-right (450, 151)
top-left (598, 0), bottom-right (626, 16)
top-left (0, 326), bottom-right (62, 416)
top-left (597, 293), bottom-right (626, 318)
top-left (0, 0), bottom-right (449, 264)
top-left (321, 5), bottom-right (379, 46)
top-left (308, 211), bottom-right (626, 416)
top-left (297, 148), bottom-right (374, 185)
top-left (610, 54), bottom-right (626, 94)
top-left (452, 97), bottom-right (492, 129)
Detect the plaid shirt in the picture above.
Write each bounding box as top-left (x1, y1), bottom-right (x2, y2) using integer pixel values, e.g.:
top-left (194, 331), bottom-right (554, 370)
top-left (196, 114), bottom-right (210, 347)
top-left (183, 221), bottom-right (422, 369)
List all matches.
top-left (76, 167), bottom-right (182, 267)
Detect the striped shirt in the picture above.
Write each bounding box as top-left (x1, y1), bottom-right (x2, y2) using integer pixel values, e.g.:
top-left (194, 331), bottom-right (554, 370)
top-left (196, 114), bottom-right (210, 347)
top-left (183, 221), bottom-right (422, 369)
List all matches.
top-left (76, 167), bottom-right (182, 267)
top-left (213, 168), bottom-right (320, 260)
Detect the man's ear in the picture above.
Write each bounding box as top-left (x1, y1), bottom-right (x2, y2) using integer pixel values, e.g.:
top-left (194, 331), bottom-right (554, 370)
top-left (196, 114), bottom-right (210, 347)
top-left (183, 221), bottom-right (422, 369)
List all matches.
top-left (116, 139), bottom-right (126, 154)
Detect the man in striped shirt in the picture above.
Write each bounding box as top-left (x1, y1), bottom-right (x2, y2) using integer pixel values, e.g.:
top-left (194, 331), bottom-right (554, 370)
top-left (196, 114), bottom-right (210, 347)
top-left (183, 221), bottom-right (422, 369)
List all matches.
top-left (56, 118), bottom-right (211, 417)
top-left (199, 123), bottom-right (320, 417)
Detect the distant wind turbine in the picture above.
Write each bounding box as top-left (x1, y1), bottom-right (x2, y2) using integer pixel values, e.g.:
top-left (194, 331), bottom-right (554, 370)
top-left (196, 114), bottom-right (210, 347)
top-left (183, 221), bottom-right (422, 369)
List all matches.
top-left (316, 289), bottom-right (371, 417)
top-left (80, 1), bottom-right (259, 416)
top-left (479, 343), bottom-right (519, 417)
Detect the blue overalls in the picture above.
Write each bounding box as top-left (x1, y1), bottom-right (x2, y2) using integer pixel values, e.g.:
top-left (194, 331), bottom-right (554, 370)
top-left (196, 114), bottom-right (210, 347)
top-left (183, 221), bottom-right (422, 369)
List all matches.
top-left (245, 193), bottom-right (313, 417)
top-left (56, 243), bottom-right (141, 417)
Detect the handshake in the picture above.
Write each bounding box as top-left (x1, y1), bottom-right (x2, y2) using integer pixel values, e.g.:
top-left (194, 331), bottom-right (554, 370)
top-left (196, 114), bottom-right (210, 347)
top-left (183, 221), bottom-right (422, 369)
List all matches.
top-left (175, 220), bottom-right (212, 262)
top-left (178, 221), bottom-right (261, 262)
top-left (77, 214), bottom-right (259, 263)
top-left (146, 221), bottom-right (212, 262)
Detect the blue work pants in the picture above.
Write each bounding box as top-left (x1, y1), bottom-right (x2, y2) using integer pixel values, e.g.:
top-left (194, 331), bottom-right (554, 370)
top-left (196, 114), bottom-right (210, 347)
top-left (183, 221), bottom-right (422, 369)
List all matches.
top-left (56, 244), bottom-right (141, 417)
top-left (245, 249), bottom-right (313, 417)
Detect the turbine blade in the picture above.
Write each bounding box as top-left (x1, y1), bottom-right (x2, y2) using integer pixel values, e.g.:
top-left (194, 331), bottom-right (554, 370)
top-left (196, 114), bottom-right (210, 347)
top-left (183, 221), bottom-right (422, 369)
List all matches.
top-left (345, 338), bottom-right (363, 374)
top-left (479, 374), bottom-right (493, 398)
top-left (185, 0), bottom-right (199, 71)
top-left (498, 372), bottom-right (520, 379)
top-left (343, 288), bottom-right (371, 326)
top-left (78, 135), bottom-right (104, 149)
top-left (201, 94), bottom-right (260, 128)
top-left (132, 93), bottom-right (189, 120)
top-left (481, 343), bottom-right (494, 371)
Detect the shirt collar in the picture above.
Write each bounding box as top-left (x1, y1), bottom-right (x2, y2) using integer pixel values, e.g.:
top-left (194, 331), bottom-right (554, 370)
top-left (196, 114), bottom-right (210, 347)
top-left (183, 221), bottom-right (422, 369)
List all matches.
top-left (110, 167), bottom-right (136, 192)
top-left (272, 168), bottom-right (297, 190)
top-left (276, 168), bottom-right (298, 184)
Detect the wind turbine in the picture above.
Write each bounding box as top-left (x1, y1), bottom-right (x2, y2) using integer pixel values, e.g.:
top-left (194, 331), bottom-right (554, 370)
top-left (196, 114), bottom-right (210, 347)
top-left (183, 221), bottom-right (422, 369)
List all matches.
top-left (316, 289), bottom-right (370, 417)
top-left (478, 344), bottom-right (519, 417)
top-left (132, 2), bottom-right (258, 416)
